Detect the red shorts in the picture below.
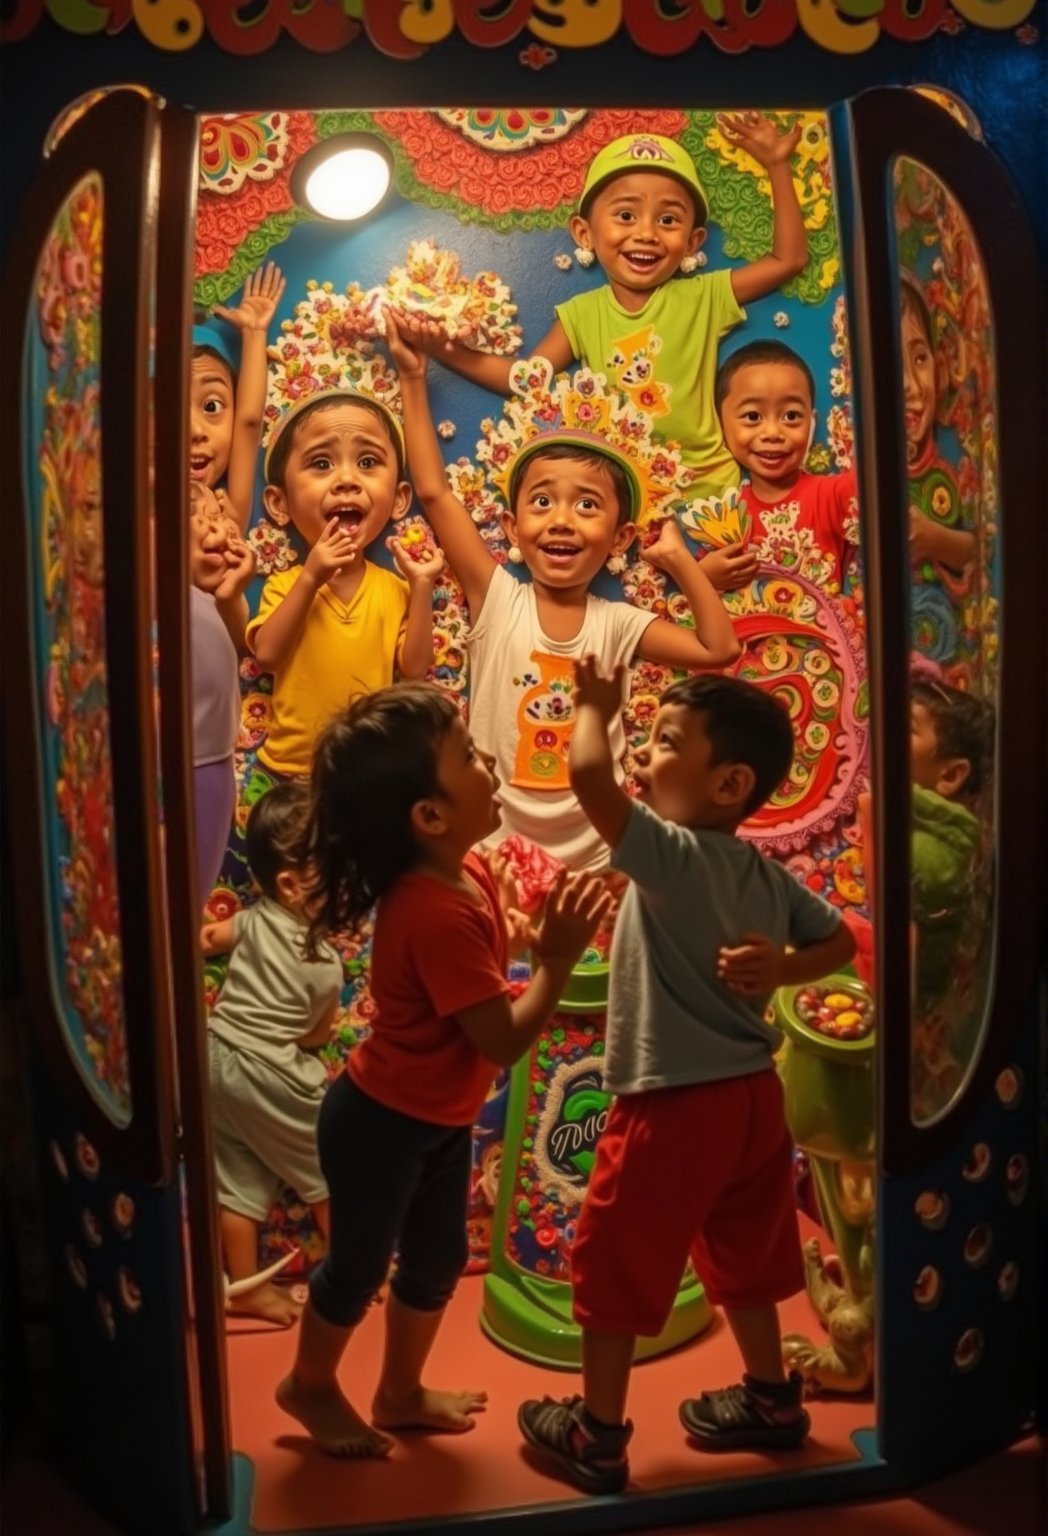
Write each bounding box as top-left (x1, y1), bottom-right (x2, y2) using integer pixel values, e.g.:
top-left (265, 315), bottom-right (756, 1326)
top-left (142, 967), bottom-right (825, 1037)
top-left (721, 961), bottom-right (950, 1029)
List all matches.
top-left (571, 1072), bottom-right (804, 1336)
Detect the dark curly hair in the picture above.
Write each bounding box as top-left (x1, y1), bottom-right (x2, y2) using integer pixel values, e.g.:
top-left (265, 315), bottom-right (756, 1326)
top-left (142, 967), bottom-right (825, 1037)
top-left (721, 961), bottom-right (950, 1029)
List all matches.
top-left (660, 673), bottom-right (795, 818)
top-left (304, 683), bottom-right (460, 957)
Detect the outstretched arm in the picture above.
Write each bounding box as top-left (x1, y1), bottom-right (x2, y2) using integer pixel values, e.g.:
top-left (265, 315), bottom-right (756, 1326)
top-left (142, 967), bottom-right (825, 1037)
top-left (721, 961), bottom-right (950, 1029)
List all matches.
top-left (717, 113), bottom-right (807, 307)
top-left (634, 519), bottom-right (741, 670)
top-left (386, 305), bottom-right (575, 396)
top-left (213, 262), bottom-right (286, 530)
top-left (385, 308), bottom-right (497, 616)
top-left (568, 657), bottom-right (634, 853)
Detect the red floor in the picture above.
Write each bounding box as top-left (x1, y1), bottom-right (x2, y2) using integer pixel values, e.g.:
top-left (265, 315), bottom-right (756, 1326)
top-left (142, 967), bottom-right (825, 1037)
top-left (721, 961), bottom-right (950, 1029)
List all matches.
top-left (226, 1215), bottom-right (871, 1531)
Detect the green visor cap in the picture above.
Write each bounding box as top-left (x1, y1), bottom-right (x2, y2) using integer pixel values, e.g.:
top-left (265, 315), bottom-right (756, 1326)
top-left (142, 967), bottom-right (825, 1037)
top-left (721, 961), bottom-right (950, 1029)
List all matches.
top-left (580, 134), bottom-right (706, 220)
top-left (510, 432), bottom-right (644, 523)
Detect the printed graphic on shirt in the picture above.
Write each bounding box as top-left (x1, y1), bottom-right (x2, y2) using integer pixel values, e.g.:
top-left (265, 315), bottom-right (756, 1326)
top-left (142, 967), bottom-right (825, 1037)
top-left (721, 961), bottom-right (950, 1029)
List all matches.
top-left (511, 651), bottom-right (576, 790)
top-left (607, 325), bottom-right (670, 418)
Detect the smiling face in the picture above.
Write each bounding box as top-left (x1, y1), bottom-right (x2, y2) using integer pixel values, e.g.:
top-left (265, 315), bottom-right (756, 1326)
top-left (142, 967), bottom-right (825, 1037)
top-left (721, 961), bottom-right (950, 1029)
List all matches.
top-left (189, 351), bottom-right (235, 488)
top-left (632, 703), bottom-right (745, 830)
top-left (901, 303), bottom-right (938, 469)
top-left (187, 482), bottom-right (238, 594)
top-left (719, 360), bottom-right (814, 502)
top-left (263, 400), bottom-right (410, 547)
top-left (503, 449), bottom-right (635, 596)
top-left (570, 170), bottom-right (704, 312)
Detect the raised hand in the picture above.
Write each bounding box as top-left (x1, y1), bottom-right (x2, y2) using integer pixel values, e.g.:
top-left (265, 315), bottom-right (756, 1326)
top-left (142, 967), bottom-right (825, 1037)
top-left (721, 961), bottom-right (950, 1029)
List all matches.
top-left (213, 261), bottom-right (286, 333)
top-left (717, 930), bottom-right (783, 996)
top-left (717, 111), bottom-right (801, 168)
top-left (640, 515), bottom-right (690, 573)
top-left (385, 304), bottom-right (454, 364)
top-left (387, 532), bottom-right (446, 586)
top-left (573, 655), bottom-right (626, 726)
top-left (700, 540), bottom-right (759, 592)
top-left (214, 530), bottom-right (255, 601)
top-left (531, 868), bottom-right (613, 968)
top-left (304, 517), bottom-right (358, 586)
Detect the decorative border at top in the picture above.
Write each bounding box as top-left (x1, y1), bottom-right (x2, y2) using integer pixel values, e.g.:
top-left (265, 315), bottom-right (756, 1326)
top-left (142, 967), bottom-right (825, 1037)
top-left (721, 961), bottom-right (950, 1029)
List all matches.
top-left (2, 0), bottom-right (1039, 60)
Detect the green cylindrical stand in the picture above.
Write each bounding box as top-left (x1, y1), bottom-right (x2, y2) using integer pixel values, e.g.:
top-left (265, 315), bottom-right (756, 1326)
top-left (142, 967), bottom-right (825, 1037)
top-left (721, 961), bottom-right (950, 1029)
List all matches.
top-left (481, 959), bottom-right (712, 1367)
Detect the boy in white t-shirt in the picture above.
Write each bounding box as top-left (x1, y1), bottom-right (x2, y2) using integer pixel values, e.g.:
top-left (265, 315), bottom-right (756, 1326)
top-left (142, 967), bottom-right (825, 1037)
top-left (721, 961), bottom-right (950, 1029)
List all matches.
top-left (385, 312), bottom-right (740, 873)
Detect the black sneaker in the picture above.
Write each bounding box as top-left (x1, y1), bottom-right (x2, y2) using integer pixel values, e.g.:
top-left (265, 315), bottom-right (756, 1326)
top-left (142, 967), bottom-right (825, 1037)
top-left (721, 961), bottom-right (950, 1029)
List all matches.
top-left (679, 1372), bottom-right (810, 1452)
top-left (518, 1394), bottom-right (632, 1493)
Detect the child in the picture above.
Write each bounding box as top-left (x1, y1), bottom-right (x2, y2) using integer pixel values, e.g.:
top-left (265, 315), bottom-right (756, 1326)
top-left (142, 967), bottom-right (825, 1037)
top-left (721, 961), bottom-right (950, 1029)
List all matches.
top-left (189, 482), bottom-right (255, 906)
top-left (192, 262), bottom-right (287, 530)
top-left (519, 661), bottom-right (856, 1492)
top-left (275, 684), bottom-right (611, 1456)
top-left (385, 312), bottom-right (740, 872)
top-left (202, 781), bottom-right (339, 1326)
top-left (710, 339), bottom-right (860, 593)
top-left (246, 388), bottom-right (445, 779)
top-left (909, 678), bottom-right (992, 1003)
top-left (899, 275), bottom-right (977, 582)
top-left (392, 115), bottom-right (806, 497)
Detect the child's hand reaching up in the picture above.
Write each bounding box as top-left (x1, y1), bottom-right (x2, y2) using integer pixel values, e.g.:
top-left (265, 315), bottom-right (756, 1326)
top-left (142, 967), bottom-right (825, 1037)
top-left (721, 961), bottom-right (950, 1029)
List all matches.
top-left (385, 305), bottom-right (453, 371)
top-left (530, 868), bottom-right (614, 969)
top-left (212, 261), bottom-right (287, 335)
top-left (717, 931), bottom-right (783, 996)
top-left (717, 111), bottom-right (801, 168)
top-left (640, 515), bottom-right (692, 574)
top-left (573, 655), bottom-right (626, 726)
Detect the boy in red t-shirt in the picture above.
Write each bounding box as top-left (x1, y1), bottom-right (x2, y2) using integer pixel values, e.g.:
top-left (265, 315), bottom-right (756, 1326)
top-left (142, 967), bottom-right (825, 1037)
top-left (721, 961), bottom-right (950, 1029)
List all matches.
top-left (275, 683), bottom-right (611, 1459)
top-left (705, 339), bottom-right (860, 596)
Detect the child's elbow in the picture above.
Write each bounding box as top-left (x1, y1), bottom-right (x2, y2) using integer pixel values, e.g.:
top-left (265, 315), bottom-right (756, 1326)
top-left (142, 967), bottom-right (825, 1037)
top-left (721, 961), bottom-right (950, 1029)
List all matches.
top-left (710, 633), bottom-right (742, 668)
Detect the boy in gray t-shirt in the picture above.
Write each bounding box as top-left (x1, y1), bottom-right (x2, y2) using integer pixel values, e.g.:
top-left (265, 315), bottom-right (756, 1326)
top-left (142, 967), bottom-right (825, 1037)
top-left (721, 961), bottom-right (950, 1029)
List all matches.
top-left (202, 781), bottom-right (342, 1327)
top-left (520, 663), bottom-right (855, 1492)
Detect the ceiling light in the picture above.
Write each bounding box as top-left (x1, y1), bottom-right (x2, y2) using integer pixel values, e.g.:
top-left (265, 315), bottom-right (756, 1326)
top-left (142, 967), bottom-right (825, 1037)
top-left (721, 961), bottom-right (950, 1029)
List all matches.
top-left (291, 134), bottom-right (393, 222)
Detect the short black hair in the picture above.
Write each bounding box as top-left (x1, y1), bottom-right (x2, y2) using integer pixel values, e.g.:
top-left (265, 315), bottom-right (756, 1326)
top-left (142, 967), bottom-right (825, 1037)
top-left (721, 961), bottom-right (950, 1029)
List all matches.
top-left (192, 343), bottom-right (237, 389)
top-left (715, 341), bottom-right (816, 416)
top-left (266, 395), bottom-right (405, 490)
top-left (509, 442), bottom-right (634, 526)
top-left (660, 673), bottom-right (794, 818)
top-left (245, 780), bottom-right (312, 900)
top-left (912, 680), bottom-right (995, 798)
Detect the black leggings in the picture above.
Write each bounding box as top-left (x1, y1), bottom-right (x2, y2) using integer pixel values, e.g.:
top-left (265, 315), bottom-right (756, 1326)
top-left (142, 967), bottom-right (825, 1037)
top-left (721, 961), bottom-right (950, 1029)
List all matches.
top-left (309, 1071), bottom-right (472, 1329)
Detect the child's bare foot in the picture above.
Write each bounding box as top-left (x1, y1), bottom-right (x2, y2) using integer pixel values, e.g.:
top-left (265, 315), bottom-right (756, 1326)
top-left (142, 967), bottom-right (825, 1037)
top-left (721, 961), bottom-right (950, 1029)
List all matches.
top-left (226, 1280), bottom-right (303, 1327)
top-left (372, 1385), bottom-right (488, 1434)
top-left (276, 1374), bottom-right (394, 1458)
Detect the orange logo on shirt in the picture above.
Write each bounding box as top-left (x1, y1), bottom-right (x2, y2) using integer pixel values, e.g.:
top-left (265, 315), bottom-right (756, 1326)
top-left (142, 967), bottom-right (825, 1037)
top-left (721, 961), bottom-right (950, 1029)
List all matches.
top-left (607, 325), bottom-right (670, 417)
top-left (511, 651), bottom-right (575, 790)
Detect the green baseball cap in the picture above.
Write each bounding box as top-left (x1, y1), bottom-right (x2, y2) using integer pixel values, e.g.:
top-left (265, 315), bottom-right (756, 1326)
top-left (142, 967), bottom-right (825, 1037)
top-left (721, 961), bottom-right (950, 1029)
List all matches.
top-left (580, 134), bottom-right (707, 222)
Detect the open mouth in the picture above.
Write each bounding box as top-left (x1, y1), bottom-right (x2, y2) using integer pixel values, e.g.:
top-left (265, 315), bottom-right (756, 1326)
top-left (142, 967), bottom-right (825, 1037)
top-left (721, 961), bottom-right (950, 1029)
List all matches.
top-left (539, 542), bottom-right (582, 564)
top-left (189, 456), bottom-right (212, 480)
top-left (331, 507), bottom-right (365, 536)
top-left (623, 252), bottom-right (662, 274)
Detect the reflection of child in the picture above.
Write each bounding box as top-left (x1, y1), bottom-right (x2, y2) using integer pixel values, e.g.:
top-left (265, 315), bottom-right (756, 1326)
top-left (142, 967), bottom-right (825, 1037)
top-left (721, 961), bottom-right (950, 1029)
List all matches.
top-left (908, 679), bottom-right (993, 1006)
top-left (188, 483), bottom-right (255, 906)
top-left (394, 116), bottom-right (806, 496)
top-left (900, 276), bottom-right (977, 580)
top-left (386, 313), bottom-right (740, 871)
top-left (520, 663), bottom-right (855, 1492)
top-left (711, 340), bottom-right (860, 593)
top-left (276, 685), bottom-right (610, 1456)
top-left (246, 391), bottom-right (445, 778)
top-left (202, 782), bottom-right (338, 1326)
top-left (191, 262), bottom-right (286, 530)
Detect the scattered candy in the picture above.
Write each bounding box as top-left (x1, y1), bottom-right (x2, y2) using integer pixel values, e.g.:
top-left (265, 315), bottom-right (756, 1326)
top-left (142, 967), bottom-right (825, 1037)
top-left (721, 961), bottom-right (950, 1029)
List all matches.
top-left (794, 983), bottom-right (873, 1040)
